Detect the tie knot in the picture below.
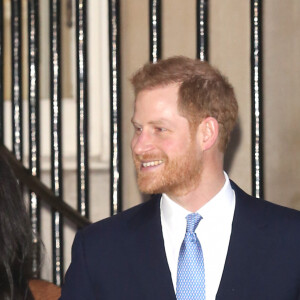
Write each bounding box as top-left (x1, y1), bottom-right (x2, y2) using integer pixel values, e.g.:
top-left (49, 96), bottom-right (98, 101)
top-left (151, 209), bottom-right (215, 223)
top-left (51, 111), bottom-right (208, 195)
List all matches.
top-left (186, 213), bottom-right (202, 233)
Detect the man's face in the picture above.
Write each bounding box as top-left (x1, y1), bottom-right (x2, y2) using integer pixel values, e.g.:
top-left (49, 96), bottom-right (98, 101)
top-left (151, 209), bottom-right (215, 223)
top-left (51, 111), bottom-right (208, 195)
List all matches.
top-left (131, 84), bottom-right (203, 196)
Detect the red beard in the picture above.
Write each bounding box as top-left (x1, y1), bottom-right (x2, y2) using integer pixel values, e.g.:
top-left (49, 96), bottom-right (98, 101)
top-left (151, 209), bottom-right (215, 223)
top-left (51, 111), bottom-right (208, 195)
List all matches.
top-left (133, 142), bottom-right (203, 196)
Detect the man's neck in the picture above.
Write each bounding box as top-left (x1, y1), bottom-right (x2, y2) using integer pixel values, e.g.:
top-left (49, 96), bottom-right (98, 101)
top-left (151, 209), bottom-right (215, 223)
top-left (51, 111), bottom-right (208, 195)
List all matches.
top-left (166, 169), bottom-right (226, 212)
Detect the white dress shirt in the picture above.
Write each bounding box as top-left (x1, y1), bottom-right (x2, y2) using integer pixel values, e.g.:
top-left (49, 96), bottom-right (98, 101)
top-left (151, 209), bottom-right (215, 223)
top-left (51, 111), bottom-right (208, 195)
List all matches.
top-left (160, 172), bottom-right (235, 300)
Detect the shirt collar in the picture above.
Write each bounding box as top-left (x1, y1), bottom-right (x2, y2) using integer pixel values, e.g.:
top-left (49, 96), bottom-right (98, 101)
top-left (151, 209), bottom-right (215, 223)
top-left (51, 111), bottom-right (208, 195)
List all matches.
top-left (198, 172), bottom-right (235, 222)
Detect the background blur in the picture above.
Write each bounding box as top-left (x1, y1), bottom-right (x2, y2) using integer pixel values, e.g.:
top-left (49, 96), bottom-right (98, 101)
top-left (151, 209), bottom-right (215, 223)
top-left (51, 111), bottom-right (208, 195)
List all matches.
top-left (2, 0), bottom-right (300, 282)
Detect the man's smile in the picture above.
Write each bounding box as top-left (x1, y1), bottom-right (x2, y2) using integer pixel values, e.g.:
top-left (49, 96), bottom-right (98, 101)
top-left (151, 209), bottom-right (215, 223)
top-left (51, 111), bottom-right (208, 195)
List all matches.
top-left (141, 160), bottom-right (164, 169)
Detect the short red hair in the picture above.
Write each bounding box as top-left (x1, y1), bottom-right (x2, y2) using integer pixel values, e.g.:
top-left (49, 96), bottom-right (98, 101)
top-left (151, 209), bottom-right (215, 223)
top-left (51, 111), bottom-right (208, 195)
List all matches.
top-left (131, 56), bottom-right (238, 151)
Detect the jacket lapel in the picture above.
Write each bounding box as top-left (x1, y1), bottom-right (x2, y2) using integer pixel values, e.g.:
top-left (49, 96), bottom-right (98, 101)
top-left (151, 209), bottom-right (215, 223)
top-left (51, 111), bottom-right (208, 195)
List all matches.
top-left (216, 182), bottom-right (271, 299)
top-left (126, 195), bottom-right (176, 300)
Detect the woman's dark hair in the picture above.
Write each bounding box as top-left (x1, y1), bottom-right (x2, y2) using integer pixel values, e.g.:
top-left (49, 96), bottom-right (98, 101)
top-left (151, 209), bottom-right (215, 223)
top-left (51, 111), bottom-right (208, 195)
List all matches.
top-left (0, 153), bottom-right (34, 299)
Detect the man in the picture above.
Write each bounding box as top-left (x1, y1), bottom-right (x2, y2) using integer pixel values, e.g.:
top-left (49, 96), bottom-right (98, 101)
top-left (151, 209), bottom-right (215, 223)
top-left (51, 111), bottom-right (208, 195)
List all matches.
top-left (60, 56), bottom-right (300, 300)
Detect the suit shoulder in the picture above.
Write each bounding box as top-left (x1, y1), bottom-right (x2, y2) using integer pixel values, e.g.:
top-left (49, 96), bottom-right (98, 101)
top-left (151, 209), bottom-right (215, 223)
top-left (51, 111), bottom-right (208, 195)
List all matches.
top-left (78, 195), bottom-right (161, 240)
top-left (232, 180), bottom-right (300, 227)
top-left (258, 197), bottom-right (300, 229)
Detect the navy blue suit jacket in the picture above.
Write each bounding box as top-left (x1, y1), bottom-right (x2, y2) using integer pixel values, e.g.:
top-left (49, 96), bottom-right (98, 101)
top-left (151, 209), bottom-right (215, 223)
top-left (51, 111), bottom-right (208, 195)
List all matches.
top-left (60, 182), bottom-right (300, 299)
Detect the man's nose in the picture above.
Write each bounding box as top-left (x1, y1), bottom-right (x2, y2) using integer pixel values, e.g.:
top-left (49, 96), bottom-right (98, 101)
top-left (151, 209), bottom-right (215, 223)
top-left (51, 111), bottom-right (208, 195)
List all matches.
top-left (132, 131), bottom-right (155, 155)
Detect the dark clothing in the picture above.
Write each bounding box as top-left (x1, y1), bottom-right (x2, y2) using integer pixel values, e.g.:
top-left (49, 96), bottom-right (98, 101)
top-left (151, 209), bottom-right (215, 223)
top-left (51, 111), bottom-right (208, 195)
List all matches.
top-left (60, 182), bottom-right (300, 300)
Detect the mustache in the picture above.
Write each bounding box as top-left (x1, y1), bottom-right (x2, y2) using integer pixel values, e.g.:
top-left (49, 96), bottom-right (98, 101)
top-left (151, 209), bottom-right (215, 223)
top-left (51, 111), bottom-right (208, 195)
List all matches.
top-left (133, 153), bottom-right (167, 162)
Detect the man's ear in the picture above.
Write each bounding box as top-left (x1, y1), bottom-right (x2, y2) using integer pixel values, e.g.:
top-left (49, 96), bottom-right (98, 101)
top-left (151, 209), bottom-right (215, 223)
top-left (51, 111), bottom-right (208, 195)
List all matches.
top-left (198, 117), bottom-right (219, 151)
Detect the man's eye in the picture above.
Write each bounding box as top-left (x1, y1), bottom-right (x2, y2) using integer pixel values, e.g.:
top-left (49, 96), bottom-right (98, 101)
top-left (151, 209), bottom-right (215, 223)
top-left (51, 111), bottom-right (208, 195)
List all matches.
top-left (134, 126), bottom-right (142, 134)
top-left (155, 127), bottom-right (166, 132)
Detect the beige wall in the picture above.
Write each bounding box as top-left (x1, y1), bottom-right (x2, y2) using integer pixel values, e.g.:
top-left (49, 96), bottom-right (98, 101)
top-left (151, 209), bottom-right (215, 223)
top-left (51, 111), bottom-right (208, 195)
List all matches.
top-left (264, 1), bottom-right (300, 210)
top-left (121, 0), bottom-right (300, 211)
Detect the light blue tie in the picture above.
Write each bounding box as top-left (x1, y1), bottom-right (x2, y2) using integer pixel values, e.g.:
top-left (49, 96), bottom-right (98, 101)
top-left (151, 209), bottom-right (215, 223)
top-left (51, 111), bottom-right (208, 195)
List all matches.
top-left (176, 213), bottom-right (205, 300)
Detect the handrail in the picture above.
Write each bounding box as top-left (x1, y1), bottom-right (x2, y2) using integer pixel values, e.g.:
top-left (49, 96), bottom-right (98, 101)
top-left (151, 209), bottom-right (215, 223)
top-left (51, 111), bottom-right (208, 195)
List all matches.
top-left (0, 144), bottom-right (91, 228)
